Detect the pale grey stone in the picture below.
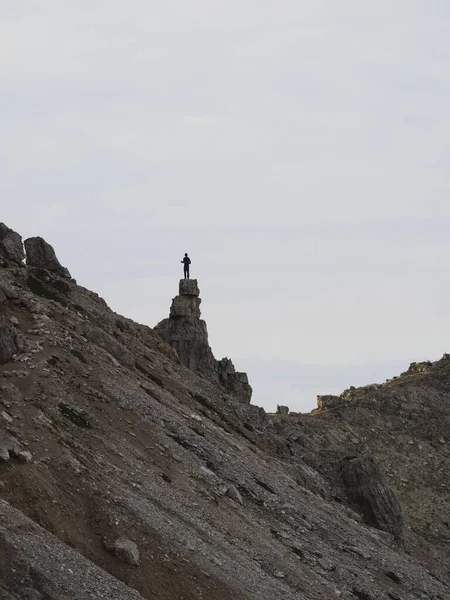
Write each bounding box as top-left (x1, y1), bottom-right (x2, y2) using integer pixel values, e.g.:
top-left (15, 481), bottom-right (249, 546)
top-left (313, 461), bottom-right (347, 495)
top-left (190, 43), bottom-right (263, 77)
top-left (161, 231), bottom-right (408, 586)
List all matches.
top-left (1, 411), bottom-right (13, 423)
top-left (18, 451), bottom-right (33, 464)
top-left (225, 484), bottom-right (243, 505)
top-left (0, 447), bottom-right (10, 462)
top-left (113, 538), bottom-right (140, 566)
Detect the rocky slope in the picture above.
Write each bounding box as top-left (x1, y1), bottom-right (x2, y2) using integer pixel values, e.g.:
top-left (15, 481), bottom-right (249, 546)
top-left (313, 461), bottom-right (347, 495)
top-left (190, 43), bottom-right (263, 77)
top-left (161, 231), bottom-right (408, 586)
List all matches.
top-left (0, 223), bottom-right (449, 600)
top-left (289, 363), bottom-right (450, 581)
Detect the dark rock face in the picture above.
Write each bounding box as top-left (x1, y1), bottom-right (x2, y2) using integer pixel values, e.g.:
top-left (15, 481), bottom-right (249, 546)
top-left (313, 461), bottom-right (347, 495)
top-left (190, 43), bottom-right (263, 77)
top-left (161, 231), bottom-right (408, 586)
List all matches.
top-left (24, 237), bottom-right (72, 279)
top-left (155, 280), bottom-right (252, 403)
top-left (0, 325), bottom-right (18, 364)
top-left (341, 456), bottom-right (403, 541)
top-left (0, 223), bottom-right (25, 266)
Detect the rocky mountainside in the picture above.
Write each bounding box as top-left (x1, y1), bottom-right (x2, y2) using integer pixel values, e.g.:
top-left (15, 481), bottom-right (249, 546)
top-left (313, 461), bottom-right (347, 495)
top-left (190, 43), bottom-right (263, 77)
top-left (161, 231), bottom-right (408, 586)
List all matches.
top-left (0, 223), bottom-right (449, 600)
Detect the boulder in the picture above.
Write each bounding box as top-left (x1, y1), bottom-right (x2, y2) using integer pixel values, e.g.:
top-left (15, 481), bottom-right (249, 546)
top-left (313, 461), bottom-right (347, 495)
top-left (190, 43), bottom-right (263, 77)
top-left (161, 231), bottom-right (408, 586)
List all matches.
top-left (0, 431), bottom-right (21, 462)
top-left (18, 451), bottom-right (33, 464)
top-left (341, 456), bottom-right (403, 541)
top-left (276, 405), bottom-right (290, 415)
top-left (0, 223), bottom-right (25, 265)
top-left (1, 411), bottom-right (13, 423)
top-left (0, 271), bottom-right (18, 299)
top-left (24, 237), bottom-right (72, 279)
top-left (113, 538), bottom-right (140, 566)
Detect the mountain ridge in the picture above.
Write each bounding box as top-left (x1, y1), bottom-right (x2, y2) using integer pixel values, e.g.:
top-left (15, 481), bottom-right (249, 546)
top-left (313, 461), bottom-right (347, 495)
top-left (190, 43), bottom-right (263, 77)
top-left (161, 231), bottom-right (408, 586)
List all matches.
top-left (0, 223), bottom-right (449, 600)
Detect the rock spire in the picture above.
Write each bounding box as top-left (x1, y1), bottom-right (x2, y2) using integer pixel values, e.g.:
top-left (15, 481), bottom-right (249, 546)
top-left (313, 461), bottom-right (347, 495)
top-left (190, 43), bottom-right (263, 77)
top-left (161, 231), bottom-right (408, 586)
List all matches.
top-left (155, 280), bottom-right (252, 403)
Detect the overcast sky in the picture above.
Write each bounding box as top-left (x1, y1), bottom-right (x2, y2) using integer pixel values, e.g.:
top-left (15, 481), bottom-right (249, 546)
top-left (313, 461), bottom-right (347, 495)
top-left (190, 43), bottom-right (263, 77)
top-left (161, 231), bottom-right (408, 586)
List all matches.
top-left (2, 1), bottom-right (450, 411)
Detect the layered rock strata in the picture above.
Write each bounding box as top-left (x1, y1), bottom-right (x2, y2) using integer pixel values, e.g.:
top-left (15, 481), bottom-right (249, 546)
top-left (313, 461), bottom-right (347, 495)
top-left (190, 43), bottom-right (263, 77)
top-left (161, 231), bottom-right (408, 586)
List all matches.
top-left (155, 280), bottom-right (252, 403)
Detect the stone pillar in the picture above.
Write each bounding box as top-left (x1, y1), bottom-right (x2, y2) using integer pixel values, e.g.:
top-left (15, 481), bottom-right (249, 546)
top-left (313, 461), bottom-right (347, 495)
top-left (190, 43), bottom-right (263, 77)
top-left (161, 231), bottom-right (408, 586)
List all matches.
top-left (170, 279), bottom-right (201, 318)
top-left (155, 280), bottom-right (252, 403)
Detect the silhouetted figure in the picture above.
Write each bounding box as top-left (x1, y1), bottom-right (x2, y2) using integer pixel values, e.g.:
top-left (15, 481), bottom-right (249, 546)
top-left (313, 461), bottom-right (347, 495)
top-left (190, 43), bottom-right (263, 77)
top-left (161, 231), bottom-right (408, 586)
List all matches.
top-left (181, 253), bottom-right (191, 279)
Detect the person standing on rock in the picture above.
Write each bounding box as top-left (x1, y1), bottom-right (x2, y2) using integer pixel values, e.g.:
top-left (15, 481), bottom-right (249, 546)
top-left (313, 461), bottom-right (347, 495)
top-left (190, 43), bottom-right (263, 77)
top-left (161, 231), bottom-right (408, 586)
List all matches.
top-left (181, 253), bottom-right (191, 279)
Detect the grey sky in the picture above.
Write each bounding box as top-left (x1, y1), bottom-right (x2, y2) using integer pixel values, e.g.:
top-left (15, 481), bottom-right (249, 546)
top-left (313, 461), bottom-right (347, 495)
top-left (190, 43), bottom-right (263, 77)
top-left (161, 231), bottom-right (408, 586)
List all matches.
top-left (2, 2), bottom-right (450, 411)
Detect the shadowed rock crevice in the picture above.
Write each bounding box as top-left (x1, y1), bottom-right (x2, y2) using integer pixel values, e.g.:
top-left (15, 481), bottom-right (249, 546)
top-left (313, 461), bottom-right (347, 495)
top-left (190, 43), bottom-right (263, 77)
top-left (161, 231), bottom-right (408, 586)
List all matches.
top-left (155, 280), bottom-right (252, 403)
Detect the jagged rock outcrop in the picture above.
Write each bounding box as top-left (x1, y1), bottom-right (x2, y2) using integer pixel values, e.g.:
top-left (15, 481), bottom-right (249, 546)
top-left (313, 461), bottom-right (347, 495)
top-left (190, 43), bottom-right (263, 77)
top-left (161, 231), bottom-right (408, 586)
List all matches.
top-left (406, 361), bottom-right (433, 374)
top-left (155, 280), bottom-right (252, 403)
top-left (341, 456), bottom-right (403, 541)
top-left (24, 237), bottom-right (72, 279)
top-left (316, 394), bottom-right (344, 410)
top-left (0, 223), bottom-right (25, 266)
